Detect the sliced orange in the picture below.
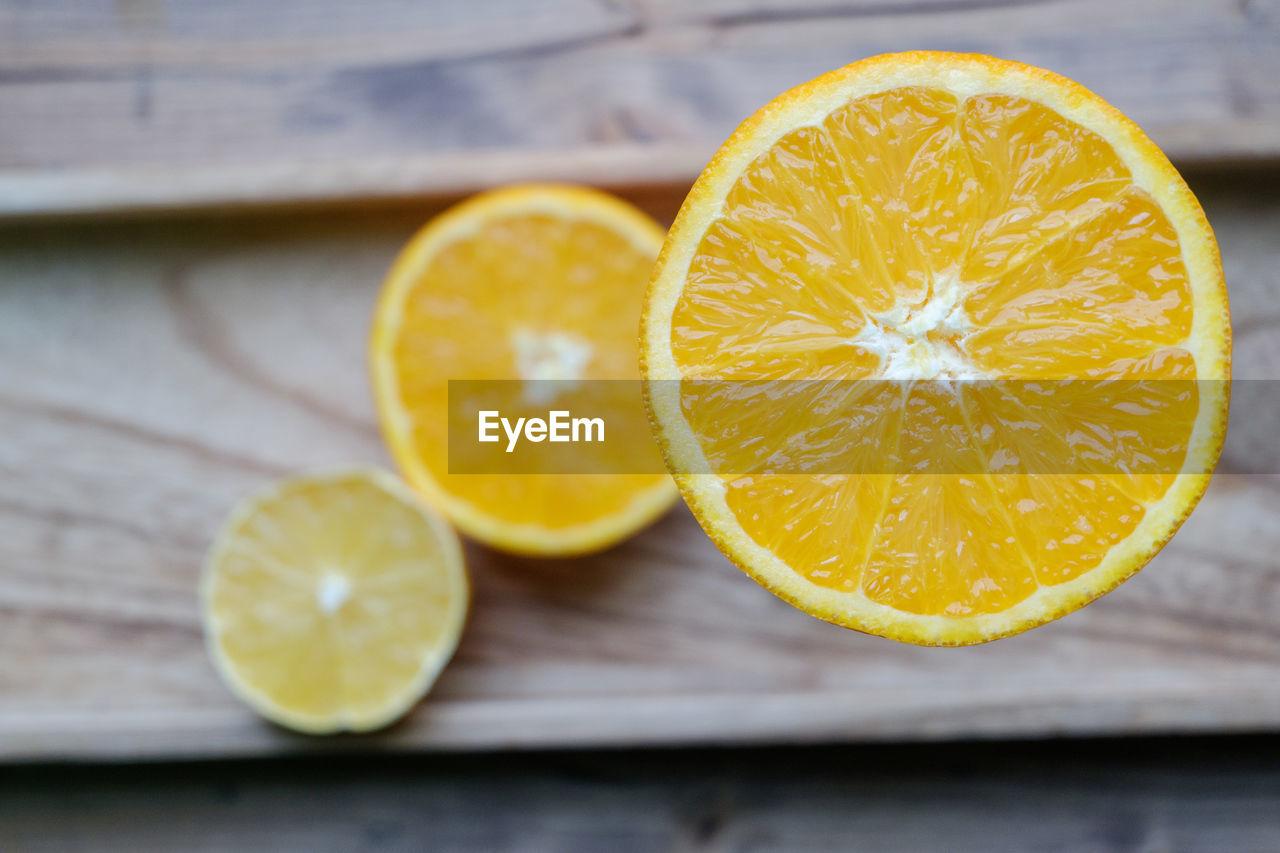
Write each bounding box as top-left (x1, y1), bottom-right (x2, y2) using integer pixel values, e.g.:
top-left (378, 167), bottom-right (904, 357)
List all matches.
top-left (202, 470), bottom-right (468, 733)
top-left (371, 185), bottom-right (677, 555)
top-left (642, 53), bottom-right (1230, 645)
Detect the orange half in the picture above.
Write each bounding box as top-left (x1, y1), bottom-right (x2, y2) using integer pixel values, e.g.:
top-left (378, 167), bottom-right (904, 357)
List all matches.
top-left (642, 53), bottom-right (1230, 644)
top-left (373, 185), bottom-right (677, 556)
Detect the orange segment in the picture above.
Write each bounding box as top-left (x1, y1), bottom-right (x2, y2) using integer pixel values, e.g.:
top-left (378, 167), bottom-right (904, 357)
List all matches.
top-left (959, 93), bottom-right (1134, 280)
top-left (859, 474), bottom-right (1037, 617)
top-left (372, 185), bottom-right (677, 556)
top-left (820, 88), bottom-right (980, 290)
top-left (642, 53), bottom-right (1230, 644)
top-left (964, 190), bottom-right (1194, 376)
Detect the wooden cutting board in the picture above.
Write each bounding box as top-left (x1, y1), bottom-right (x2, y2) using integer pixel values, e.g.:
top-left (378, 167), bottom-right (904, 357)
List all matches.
top-left (2, 0), bottom-right (1280, 762)
top-left (1, 176), bottom-right (1278, 762)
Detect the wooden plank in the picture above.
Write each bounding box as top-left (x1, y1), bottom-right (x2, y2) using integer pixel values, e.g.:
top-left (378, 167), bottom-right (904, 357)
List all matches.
top-left (0, 0), bottom-right (1278, 218)
top-left (3, 740), bottom-right (1280, 851)
top-left (0, 173), bottom-right (1278, 762)
top-left (0, 145), bottom-right (712, 219)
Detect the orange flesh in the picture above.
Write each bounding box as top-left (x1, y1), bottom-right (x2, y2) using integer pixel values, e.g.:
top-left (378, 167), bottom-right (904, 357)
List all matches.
top-left (393, 214), bottom-right (668, 529)
top-left (669, 87), bottom-right (1196, 618)
top-left (207, 475), bottom-right (461, 725)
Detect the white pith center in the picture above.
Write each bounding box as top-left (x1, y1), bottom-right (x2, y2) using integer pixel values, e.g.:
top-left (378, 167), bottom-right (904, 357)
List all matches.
top-left (512, 328), bottom-right (593, 404)
top-left (850, 278), bottom-right (985, 380)
top-left (317, 572), bottom-right (351, 614)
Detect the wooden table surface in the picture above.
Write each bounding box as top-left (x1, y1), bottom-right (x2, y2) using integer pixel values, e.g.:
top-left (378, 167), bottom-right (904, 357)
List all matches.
top-left (1, 0), bottom-right (1278, 216)
top-left (3, 2), bottom-right (1280, 848)
top-left (3, 737), bottom-right (1280, 851)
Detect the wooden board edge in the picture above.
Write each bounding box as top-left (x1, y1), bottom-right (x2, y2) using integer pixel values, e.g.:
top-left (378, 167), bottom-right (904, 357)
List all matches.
top-left (0, 144), bottom-right (712, 222)
top-left (2, 122), bottom-right (1279, 223)
top-left (4, 685), bottom-right (1279, 763)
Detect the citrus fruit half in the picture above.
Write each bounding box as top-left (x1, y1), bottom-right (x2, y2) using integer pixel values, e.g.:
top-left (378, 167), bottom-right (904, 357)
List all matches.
top-left (202, 470), bottom-right (468, 733)
top-left (641, 52), bottom-right (1230, 645)
top-left (372, 185), bottom-right (678, 556)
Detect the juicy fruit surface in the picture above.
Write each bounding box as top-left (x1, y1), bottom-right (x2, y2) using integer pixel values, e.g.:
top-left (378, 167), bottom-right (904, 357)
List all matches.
top-left (202, 471), bottom-right (467, 733)
top-left (373, 186), bottom-right (676, 555)
top-left (676, 89), bottom-right (1192, 383)
top-left (647, 55), bottom-right (1229, 642)
top-left (394, 212), bottom-right (655, 524)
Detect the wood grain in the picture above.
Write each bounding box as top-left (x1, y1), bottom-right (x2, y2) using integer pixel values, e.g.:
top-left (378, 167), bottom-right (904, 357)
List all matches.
top-left (0, 173), bottom-right (1278, 762)
top-left (3, 740), bottom-right (1280, 851)
top-left (0, 0), bottom-right (1278, 217)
